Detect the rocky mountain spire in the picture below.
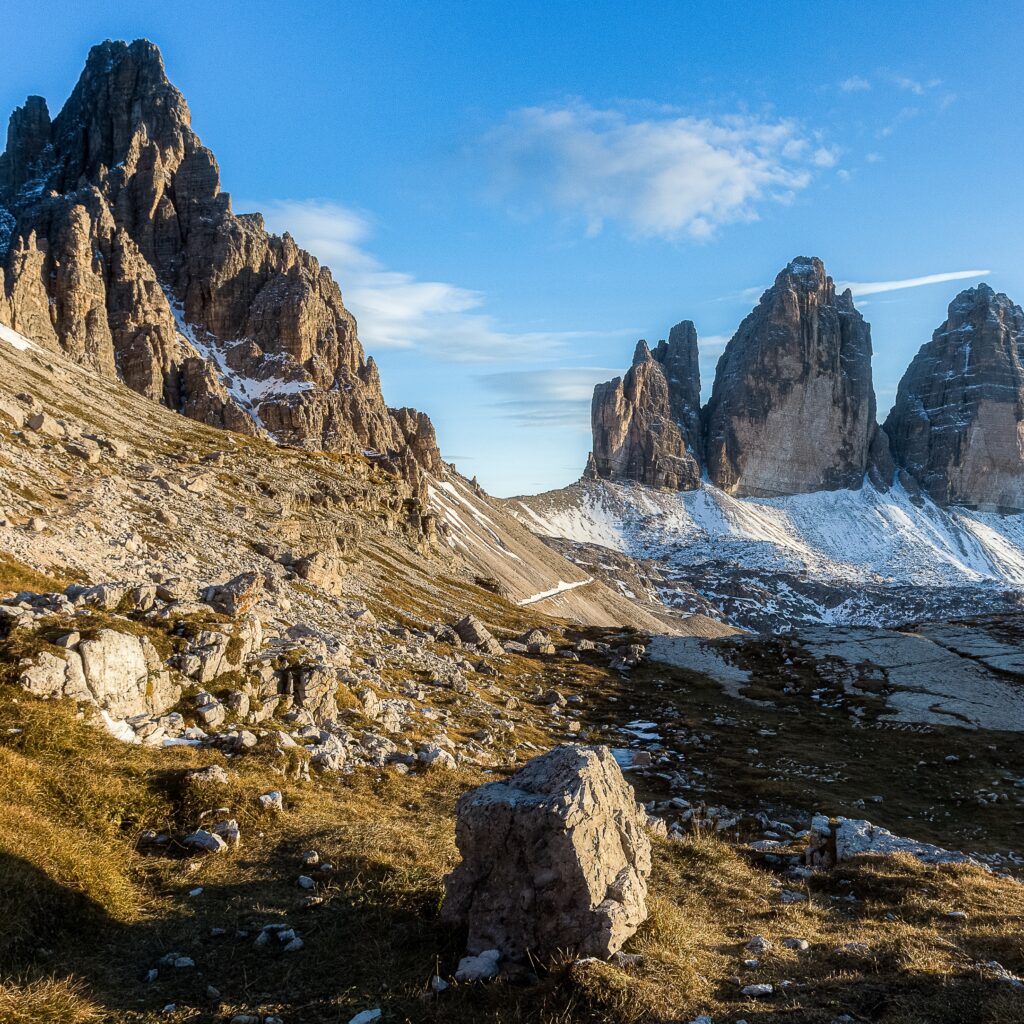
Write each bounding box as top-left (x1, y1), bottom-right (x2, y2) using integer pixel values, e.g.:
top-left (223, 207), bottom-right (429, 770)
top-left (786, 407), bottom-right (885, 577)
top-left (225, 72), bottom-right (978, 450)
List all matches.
top-left (884, 284), bottom-right (1024, 511)
top-left (704, 256), bottom-right (877, 497)
top-left (590, 320), bottom-right (703, 490)
top-left (0, 39), bottom-right (439, 477)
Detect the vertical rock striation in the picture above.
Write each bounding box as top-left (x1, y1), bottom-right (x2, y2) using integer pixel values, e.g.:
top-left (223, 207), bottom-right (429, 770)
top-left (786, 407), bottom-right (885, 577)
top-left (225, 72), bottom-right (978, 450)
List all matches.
top-left (884, 285), bottom-right (1024, 511)
top-left (591, 320), bottom-right (703, 490)
top-left (704, 256), bottom-right (877, 497)
top-left (0, 38), bottom-right (439, 478)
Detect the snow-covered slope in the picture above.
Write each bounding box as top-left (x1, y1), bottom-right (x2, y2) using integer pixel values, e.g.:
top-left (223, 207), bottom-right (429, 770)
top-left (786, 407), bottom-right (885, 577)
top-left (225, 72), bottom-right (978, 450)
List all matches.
top-left (425, 473), bottom-right (705, 634)
top-left (511, 479), bottom-right (1024, 630)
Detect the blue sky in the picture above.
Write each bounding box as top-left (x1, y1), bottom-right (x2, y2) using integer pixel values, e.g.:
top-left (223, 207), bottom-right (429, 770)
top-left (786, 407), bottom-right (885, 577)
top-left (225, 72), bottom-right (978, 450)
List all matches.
top-left (5, 1), bottom-right (1023, 495)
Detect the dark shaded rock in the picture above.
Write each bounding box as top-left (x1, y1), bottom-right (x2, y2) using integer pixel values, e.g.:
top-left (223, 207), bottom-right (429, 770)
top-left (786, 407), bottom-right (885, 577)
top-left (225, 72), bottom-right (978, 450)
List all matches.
top-left (884, 285), bottom-right (1024, 510)
top-left (704, 256), bottom-right (876, 497)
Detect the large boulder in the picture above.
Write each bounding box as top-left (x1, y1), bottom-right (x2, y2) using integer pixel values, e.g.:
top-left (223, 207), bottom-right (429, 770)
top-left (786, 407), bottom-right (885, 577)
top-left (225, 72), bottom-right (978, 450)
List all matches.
top-left (806, 814), bottom-right (978, 869)
top-left (442, 744), bottom-right (652, 961)
top-left (19, 629), bottom-right (180, 718)
top-left (202, 572), bottom-right (264, 617)
top-left (452, 614), bottom-right (502, 656)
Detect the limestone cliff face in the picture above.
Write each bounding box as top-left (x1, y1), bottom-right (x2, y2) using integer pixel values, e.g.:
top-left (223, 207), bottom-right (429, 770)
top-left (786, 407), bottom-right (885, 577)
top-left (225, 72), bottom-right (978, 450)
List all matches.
top-left (591, 322), bottom-right (703, 491)
top-left (0, 39), bottom-right (438, 475)
top-left (884, 285), bottom-right (1024, 511)
top-left (704, 257), bottom-right (877, 497)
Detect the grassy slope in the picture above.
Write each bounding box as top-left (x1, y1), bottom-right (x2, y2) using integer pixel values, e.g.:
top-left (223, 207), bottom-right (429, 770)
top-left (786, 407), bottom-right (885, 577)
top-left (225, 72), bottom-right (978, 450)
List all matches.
top-left (1, 643), bottom-right (1023, 1024)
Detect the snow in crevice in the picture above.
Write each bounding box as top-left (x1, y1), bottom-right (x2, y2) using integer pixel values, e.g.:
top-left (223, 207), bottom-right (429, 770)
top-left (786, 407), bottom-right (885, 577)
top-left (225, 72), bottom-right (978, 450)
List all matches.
top-left (162, 286), bottom-right (314, 427)
top-left (0, 205), bottom-right (15, 258)
top-left (427, 479), bottom-right (522, 563)
top-left (517, 577), bottom-right (594, 606)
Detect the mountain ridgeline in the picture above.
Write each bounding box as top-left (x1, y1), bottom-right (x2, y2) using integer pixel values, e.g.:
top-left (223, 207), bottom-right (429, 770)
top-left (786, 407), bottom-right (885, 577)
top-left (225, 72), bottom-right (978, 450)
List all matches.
top-left (590, 257), bottom-right (1024, 512)
top-left (0, 38), bottom-right (441, 490)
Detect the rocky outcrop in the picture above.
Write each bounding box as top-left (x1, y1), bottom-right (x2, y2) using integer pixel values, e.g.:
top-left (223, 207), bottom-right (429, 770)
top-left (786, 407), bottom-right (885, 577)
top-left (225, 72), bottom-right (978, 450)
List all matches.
top-left (441, 744), bottom-right (651, 960)
top-left (704, 257), bottom-right (877, 497)
top-left (19, 628), bottom-right (180, 719)
top-left (0, 39), bottom-right (439, 475)
top-left (591, 322), bottom-right (703, 490)
top-left (805, 814), bottom-right (978, 869)
top-left (884, 285), bottom-right (1024, 511)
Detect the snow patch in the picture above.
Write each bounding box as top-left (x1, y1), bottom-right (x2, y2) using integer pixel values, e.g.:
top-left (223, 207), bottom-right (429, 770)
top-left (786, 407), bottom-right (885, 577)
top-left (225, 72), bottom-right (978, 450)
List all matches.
top-left (0, 321), bottom-right (33, 352)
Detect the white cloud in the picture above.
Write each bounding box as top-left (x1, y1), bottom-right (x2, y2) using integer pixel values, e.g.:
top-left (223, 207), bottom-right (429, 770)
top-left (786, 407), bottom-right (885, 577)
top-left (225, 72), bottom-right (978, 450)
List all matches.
top-left (812, 146), bottom-right (840, 168)
top-left (485, 103), bottom-right (835, 240)
top-left (891, 74), bottom-right (942, 96)
top-left (255, 199), bottom-right (597, 362)
top-left (476, 366), bottom-right (622, 427)
top-left (838, 269), bottom-right (991, 297)
top-left (700, 334), bottom-right (731, 352)
top-left (840, 76), bottom-right (871, 93)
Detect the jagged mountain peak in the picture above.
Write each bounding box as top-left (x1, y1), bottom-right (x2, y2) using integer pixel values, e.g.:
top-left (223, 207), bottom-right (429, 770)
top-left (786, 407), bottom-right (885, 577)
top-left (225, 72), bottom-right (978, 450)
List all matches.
top-left (592, 320), bottom-right (703, 492)
top-left (704, 255), bottom-right (875, 497)
top-left (0, 39), bottom-right (440, 489)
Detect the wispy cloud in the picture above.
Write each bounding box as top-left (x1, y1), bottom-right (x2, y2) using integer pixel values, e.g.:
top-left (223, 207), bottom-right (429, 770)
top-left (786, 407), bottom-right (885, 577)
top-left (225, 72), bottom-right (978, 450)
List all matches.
top-left (840, 76), bottom-right (871, 93)
top-left (255, 199), bottom-right (598, 362)
top-left (476, 366), bottom-right (621, 427)
top-left (837, 269), bottom-right (991, 297)
top-left (484, 102), bottom-right (836, 241)
top-left (890, 73), bottom-right (942, 96)
top-left (812, 145), bottom-right (841, 167)
top-left (877, 105), bottom-right (921, 138)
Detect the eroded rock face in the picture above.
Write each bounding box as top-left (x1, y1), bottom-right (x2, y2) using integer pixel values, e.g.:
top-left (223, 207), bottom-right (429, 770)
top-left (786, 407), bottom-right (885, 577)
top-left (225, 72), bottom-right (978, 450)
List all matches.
top-left (884, 285), bottom-right (1024, 511)
top-left (591, 322), bottom-right (703, 491)
top-left (441, 744), bottom-right (651, 960)
top-left (704, 257), bottom-right (877, 497)
top-left (0, 39), bottom-right (438, 474)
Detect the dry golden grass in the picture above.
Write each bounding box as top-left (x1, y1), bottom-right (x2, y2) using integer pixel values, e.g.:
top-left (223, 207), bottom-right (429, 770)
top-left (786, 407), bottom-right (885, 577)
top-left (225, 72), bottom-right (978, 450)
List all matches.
top-left (0, 976), bottom-right (103, 1024)
top-left (1, 650), bottom-right (1023, 1022)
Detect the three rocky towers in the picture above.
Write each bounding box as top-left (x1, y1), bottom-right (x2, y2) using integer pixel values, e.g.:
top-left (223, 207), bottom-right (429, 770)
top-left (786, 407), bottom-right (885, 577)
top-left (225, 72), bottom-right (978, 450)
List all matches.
top-left (590, 257), bottom-right (1024, 512)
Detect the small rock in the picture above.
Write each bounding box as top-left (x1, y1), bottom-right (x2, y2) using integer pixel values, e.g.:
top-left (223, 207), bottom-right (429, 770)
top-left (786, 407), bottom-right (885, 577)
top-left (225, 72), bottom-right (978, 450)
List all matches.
top-left (184, 830), bottom-right (228, 854)
top-left (454, 948), bottom-right (501, 982)
top-left (348, 1011), bottom-right (382, 1024)
top-left (741, 983), bottom-right (774, 997)
top-left (258, 790), bottom-right (284, 811)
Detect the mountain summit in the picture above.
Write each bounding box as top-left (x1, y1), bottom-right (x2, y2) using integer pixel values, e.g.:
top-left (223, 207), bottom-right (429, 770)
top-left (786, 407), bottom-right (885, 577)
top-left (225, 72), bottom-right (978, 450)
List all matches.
top-left (704, 256), bottom-right (878, 497)
top-left (591, 321), bottom-right (703, 490)
top-left (587, 256), bottom-right (1024, 509)
top-left (0, 38), bottom-right (439, 480)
